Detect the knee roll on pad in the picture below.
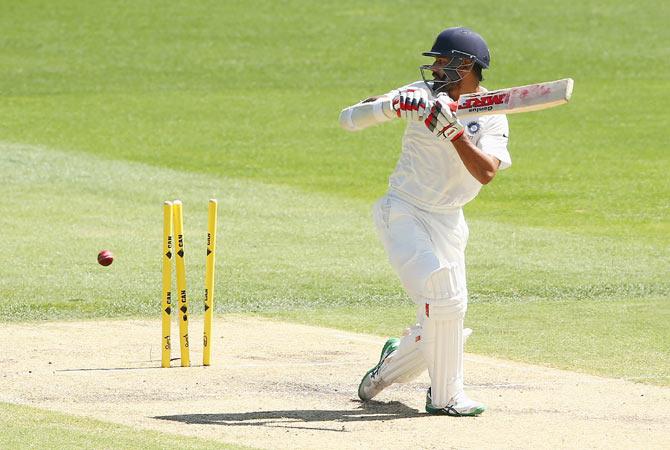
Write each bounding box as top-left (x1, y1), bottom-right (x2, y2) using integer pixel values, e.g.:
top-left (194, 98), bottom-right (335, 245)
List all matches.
top-left (423, 264), bottom-right (467, 304)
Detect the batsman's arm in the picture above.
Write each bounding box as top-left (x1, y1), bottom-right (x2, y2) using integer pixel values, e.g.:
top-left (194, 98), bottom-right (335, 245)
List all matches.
top-left (451, 136), bottom-right (500, 185)
top-left (338, 95), bottom-right (396, 132)
top-left (424, 94), bottom-right (502, 185)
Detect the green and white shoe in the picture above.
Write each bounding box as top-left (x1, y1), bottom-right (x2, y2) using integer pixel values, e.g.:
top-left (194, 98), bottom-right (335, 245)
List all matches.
top-left (357, 338), bottom-right (400, 401)
top-left (425, 388), bottom-right (487, 416)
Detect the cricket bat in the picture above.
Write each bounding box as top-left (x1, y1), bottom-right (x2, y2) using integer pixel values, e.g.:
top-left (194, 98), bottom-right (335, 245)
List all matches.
top-left (340, 78), bottom-right (574, 132)
top-left (454, 78), bottom-right (574, 117)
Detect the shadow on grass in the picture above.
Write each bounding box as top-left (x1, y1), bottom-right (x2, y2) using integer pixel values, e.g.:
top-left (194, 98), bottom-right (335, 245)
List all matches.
top-left (154, 401), bottom-right (424, 432)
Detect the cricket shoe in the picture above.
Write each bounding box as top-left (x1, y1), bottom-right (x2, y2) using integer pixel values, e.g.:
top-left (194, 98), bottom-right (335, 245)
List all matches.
top-left (357, 337), bottom-right (400, 401)
top-left (425, 388), bottom-right (486, 416)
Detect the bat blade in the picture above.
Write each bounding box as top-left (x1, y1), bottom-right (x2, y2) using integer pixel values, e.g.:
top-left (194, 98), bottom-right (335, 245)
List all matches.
top-left (455, 78), bottom-right (574, 118)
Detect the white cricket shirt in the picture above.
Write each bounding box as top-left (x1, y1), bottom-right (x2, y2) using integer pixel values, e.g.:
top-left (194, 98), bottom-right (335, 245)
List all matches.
top-left (387, 81), bottom-right (511, 211)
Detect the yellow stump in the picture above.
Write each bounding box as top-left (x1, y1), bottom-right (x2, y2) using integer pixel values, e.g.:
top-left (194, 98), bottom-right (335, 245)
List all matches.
top-left (173, 200), bottom-right (190, 367)
top-left (161, 201), bottom-right (174, 368)
top-left (203, 199), bottom-right (218, 366)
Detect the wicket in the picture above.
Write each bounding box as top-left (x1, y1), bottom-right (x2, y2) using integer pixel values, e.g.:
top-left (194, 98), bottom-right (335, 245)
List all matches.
top-left (161, 199), bottom-right (218, 368)
top-left (161, 201), bottom-right (173, 368)
top-left (203, 199), bottom-right (218, 366)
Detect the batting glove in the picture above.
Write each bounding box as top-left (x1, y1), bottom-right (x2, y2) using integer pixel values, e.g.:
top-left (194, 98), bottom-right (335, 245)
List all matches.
top-left (392, 89), bottom-right (431, 121)
top-left (424, 94), bottom-right (464, 142)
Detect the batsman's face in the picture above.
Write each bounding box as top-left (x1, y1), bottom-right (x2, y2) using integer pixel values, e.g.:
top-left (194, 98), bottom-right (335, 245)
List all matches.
top-left (430, 56), bottom-right (475, 82)
top-left (420, 54), bottom-right (475, 96)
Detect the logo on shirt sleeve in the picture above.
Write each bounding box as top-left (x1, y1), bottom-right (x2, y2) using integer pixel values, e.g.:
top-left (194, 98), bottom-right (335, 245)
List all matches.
top-left (466, 121), bottom-right (481, 135)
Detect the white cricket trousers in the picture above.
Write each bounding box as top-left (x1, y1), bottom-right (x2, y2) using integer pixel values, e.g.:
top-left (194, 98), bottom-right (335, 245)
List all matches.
top-left (372, 193), bottom-right (470, 405)
top-left (372, 193), bottom-right (469, 304)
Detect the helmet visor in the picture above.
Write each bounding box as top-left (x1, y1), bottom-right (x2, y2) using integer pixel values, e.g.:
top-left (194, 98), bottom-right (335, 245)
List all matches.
top-left (420, 52), bottom-right (475, 94)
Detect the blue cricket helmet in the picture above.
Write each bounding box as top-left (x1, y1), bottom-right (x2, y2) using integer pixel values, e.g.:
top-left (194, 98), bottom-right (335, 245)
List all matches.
top-left (422, 27), bottom-right (490, 68)
top-left (420, 27), bottom-right (490, 94)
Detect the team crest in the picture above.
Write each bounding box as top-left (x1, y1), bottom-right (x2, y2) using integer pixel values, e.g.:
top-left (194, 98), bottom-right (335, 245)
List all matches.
top-left (466, 121), bottom-right (481, 134)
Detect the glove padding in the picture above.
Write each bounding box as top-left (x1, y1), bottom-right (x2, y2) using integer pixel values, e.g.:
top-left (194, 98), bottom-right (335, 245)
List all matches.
top-left (392, 89), bottom-right (431, 121)
top-left (424, 94), bottom-right (464, 142)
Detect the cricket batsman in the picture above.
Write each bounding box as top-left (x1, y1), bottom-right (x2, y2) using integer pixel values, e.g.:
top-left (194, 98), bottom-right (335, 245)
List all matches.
top-left (339, 27), bottom-right (511, 416)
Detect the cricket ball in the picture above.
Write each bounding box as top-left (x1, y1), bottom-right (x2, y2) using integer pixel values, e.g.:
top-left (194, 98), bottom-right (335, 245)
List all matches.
top-left (97, 250), bottom-right (114, 266)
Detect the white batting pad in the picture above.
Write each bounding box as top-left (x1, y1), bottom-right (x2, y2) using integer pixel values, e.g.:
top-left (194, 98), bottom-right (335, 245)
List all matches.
top-left (378, 325), bottom-right (425, 384)
top-left (378, 323), bottom-right (473, 386)
top-left (420, 303), bottom-right (465, 408)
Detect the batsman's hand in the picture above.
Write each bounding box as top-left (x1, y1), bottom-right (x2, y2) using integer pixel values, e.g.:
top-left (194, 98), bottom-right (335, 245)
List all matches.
top-left (392, 89), bottom-right (431, 121)
top-left (424, 94), bottom-right (464, 142)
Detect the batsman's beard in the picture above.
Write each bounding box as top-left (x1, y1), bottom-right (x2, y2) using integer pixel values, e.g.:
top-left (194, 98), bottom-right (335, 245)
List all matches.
top-left (431, 77), bottom-right (464, 100)
top-left (423, 70), bottom-right (462, 96)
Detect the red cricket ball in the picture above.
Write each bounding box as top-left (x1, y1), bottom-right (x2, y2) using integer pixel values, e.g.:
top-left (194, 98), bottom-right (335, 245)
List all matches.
top-left (97, 250), bottom-right (114, 266)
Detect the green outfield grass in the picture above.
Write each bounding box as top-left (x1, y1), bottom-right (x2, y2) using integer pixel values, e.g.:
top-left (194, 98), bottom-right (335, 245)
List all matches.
top-left (0, 3), bottom-right (668, 445)
top-left (0, 402), bottom-right (251, 449)
top-left (2, 143), bottom-right (667, 386)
